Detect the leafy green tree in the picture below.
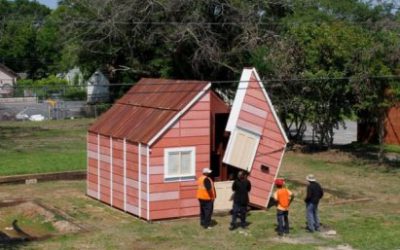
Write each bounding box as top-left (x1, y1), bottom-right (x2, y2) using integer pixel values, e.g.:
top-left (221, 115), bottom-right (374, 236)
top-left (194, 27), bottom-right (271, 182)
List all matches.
top-left (56, 0), bottom-right (287, 82)
top-left (0, 0), bottom-right (61, 77)
top-left (252, 0), bottom-right (400, 146)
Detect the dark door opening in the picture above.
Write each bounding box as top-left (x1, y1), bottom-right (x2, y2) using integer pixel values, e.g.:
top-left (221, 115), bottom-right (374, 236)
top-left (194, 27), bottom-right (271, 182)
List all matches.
top-left (211, 113), bottom-right (238, 181)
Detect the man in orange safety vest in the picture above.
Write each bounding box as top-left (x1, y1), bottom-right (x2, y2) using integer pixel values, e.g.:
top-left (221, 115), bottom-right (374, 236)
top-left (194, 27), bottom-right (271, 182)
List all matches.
top-left (196, 167), bottom-right (216, 229)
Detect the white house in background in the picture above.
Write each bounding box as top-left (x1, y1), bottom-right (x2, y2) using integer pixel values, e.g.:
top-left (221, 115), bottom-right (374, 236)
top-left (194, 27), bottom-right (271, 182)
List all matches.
top-left (0, 64), bottom-right (17, 97)
top-left (56, 67), bottom-right (84, 85)
top-left (87, 71), bottom-right (110, 103)
top-left (64, 67), bottom-right (84, 85)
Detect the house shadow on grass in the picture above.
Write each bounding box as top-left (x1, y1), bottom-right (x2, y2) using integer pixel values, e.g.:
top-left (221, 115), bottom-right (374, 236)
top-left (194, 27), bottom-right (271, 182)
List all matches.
top-left (0, 230), bottom-right (28, 249)
top-left (0, 219), bottom-right (37, 250)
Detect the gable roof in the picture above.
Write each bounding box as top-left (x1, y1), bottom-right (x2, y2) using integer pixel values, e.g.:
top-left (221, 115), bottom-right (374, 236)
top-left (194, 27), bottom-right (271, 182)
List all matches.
top-left (0, 64), bottom-right (17, 78)
top-left (226, 67), bottom-right (289, 143)
top-left (89, 78), bottom-right (211, 145)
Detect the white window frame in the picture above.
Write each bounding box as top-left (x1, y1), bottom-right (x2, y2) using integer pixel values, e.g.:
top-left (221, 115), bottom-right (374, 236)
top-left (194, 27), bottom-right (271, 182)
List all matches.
top-left (223, 127), bottom-right (260, 172)
top-left (164, 147), bottom-right (196, 182)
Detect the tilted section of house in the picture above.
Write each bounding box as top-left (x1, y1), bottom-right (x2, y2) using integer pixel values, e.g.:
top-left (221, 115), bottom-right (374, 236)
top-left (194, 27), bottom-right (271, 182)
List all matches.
top-left (87, 68), bottom-right (288, 220)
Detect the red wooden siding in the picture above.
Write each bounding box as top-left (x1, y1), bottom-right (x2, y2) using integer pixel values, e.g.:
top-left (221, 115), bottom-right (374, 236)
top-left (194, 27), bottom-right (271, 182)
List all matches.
top-left (148, 91), bottom-right (211, 220)
top-left (99, 135), bottom-right (111, 204)
top-left (385, 106), bottom-right (400, 145)
top-left (242, 73), bottom-right (286, 208)
top-left (87, 132), bottom-right (99, 198)
top-left (125, 142), bottom-right (141, 217)
top-left (112, 139), bottom-right (124, 211)
top-left (210, 91), bottom-right (230, 152)
top-left (87, 134), bottom-right (148, 219)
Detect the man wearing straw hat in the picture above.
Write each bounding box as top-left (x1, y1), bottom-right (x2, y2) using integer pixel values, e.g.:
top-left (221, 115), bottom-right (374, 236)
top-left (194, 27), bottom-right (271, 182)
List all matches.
top-left (305, 174), bottom-right (324, 232)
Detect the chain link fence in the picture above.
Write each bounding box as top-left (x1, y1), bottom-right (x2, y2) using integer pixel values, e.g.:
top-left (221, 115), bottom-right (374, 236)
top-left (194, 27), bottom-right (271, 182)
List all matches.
top-left (0, 84), bottom-right (115, 121)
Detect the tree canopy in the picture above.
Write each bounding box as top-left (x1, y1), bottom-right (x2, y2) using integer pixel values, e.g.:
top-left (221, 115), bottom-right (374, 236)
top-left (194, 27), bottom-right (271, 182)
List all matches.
top-left (1, 0), bottom-right (400, 146)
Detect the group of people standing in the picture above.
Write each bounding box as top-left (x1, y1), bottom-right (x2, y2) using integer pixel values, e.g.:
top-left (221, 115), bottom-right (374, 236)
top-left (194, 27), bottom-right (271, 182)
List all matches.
top-left (196, 167), bottom-right (324, 236)
top-left (196, 168), bottom-right (251, 230)
top-left (273, 174), bottom-right (324, 236)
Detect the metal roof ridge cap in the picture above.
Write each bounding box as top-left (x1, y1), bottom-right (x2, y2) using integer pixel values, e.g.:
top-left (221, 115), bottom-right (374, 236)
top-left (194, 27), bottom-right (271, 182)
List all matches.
top-left (147, 82), bottom-right (212, 146)
top-left (138, 77), bottom-right (209, 83)
top-left (117, 101), bottom-right (180, 111)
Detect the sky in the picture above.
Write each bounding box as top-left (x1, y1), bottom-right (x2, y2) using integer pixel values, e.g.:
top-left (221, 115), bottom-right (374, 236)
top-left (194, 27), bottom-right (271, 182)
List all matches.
top-left (34, 0), bottom-right (58, 9)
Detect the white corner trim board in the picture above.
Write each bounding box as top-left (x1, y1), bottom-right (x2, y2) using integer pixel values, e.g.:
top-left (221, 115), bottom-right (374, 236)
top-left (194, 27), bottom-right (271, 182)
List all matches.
top-left (138, 143), bottom-right (142, 218)
top-left (225, 69), bottom-right (252, 132)
top-left (86, 132), bottom-right (89, 195)
top-left (147, 145), bottom-right (150, 220)
top-left (97, 133), bottom-right (100, 200)
top-left (123, 138), bottom-right (127, 212)
top-left (110, 136), bottom-right (113, 206)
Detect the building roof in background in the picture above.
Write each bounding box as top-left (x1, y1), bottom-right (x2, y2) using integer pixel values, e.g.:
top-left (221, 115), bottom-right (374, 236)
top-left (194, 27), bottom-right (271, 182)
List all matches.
top-left (0, 64), bottom-right (17, 78)
top-left (89, 78), bottom-right (210, 144)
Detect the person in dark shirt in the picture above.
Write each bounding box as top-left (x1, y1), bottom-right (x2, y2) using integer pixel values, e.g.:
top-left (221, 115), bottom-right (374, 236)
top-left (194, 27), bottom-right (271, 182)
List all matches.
top-left (304, 174), bottom-right (324, 232)
top-left (229, 171), bottom-right (251, 230)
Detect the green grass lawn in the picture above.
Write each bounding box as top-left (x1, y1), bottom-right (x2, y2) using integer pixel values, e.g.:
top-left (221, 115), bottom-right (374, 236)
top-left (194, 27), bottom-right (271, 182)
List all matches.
top-left (0, 119), bottom-right (93, 176)
top-left (0, 150), bottom-right (398, 249)
top-left (1, 118), bottom-right (399, 177)
top-left (1, 150), bottom-right (397, 250)
top-left (281, 151), bottom-right (400, 250)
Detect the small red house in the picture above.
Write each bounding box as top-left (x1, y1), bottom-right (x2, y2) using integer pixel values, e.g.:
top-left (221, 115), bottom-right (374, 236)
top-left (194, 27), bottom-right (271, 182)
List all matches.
top-left (87, 68), bottom-right (288, 220)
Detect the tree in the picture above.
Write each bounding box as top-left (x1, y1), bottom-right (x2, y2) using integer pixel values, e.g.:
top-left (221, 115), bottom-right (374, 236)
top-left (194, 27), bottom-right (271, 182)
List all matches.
top-left (251, 0), bottom-right (400, 147)
top-left (56, 0), bottom-right (288, 82)
top-left (0, 0), bottom-right (61, 77)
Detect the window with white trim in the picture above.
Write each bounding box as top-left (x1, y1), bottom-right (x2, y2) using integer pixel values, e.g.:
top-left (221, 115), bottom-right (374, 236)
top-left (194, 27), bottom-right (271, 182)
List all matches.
top-left (164, 147), bottom-right (196, 181)
top-left (223, 128), bottom-right (260, 172)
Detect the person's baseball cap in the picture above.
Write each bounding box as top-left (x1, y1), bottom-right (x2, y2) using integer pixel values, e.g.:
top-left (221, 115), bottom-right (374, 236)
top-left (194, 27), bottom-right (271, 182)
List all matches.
top-left (275, 178), bottom-right (284, 186)
top-left (202, 168), bottom-right (212, 174)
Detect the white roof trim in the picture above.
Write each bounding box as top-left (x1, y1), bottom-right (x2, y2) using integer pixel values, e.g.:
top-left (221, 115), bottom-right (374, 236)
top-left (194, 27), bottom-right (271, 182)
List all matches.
top-left (148, 83), bottom-right (212, 146)
top-left (251, 68), bottom-right (289, 143)
top-left (225, 69), bottom-right (252, 132)
top-left (225, 68), bottom-right (288, 143)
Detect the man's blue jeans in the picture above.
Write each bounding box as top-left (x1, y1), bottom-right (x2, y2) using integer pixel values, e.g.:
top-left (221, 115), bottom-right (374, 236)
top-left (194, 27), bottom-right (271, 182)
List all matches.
top-left (306, 202), bottom-right (320, 232)
top-left (231, 202), bottom-right (247, 228)
top-left (276, 209), bottom-right (289, 235)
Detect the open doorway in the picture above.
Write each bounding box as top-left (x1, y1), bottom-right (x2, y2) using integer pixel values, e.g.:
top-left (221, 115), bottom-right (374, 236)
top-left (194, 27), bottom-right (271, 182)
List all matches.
top-left (211, 113), bottom-right (240, 181)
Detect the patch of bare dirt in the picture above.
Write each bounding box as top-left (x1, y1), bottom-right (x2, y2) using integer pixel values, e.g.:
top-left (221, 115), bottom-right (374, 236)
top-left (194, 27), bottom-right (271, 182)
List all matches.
top-left (53, 220), bottom-right (80, 233)
top-left (319, 244), bottom-right (356, 250)
top-left (270, 234), bottom-right (322, 245)
top-left (1, 200), bottom-right (81, 234)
